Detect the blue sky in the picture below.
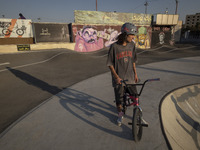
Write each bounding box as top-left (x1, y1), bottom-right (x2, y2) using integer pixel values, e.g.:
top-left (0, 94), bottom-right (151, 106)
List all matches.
top-left (0, 0), bottom-right (200, 23)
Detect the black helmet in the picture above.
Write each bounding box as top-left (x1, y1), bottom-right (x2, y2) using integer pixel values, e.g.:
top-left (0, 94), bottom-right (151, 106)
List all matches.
top-left (121, 23), bottom-right (137, 35)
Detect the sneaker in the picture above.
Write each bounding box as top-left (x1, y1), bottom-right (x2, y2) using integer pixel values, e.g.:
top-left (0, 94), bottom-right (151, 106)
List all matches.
top-left (117, 112), bottom-right (124, 126)
top-left (117, 116), bottom-right (122, 126)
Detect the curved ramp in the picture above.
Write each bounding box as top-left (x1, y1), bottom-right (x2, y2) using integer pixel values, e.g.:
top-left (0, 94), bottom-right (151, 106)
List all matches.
top-left (160, 84), bottom-right (200, 150)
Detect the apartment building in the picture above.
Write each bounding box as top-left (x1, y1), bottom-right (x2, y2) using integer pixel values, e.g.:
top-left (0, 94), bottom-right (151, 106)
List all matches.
top-left (185, 13), bottom-right (200, 28)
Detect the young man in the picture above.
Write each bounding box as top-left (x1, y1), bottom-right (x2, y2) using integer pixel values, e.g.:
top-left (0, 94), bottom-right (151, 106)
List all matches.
top-left (107, 23), bottom-right (138, 126)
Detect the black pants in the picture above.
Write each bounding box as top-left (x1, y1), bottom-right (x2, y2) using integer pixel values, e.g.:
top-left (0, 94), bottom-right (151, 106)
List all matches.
top-left (114, 84), bottom-right (137, 106)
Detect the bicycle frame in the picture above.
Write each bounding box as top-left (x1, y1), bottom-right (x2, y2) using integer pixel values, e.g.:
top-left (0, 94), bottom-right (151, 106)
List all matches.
top-left (121, 78), bottom-right (160, 141)
top-left (122, 78), bottom-right (160, 108)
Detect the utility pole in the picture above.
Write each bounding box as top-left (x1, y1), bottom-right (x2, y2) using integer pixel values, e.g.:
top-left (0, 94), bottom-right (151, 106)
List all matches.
top-left (175, 0), bottom-right (178, 14)
top-left (96, 0), bottom-right (97, 11)
top-left (144, 1), bottom-right (148, 14)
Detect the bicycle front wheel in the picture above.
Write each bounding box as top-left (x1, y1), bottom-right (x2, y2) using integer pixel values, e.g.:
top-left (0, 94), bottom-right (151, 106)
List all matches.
top-left (132, 107), bottom-right (143, 142)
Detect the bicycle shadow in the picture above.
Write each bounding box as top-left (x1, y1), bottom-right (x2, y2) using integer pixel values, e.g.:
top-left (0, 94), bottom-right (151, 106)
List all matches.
top-left (7, 67), bottom-right (134, 141)
top-left (59, 88), bottom-right (134, 141)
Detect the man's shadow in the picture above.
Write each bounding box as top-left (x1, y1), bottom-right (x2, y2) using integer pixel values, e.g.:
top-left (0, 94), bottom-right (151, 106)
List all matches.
top-left (7, 67), bottom-right (62, 95)
top-left (7, 67), bottom-right (134, 141)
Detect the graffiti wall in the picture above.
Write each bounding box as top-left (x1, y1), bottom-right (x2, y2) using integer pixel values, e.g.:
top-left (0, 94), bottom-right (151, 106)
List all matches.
top-left (151, 26), bottom-right (171, 47)
top-left (0, 19), bottom-right (33, 38)
top-left (135, 26), bottom-right (152, 49)
top-left (72, 24), bottom-right (121, 52)
top-left (72, 24), bottom-right (152, 52)
top-left (33, 23), bottom-right (70, 43)
top-left (74, 10), bottom-right (152, 26)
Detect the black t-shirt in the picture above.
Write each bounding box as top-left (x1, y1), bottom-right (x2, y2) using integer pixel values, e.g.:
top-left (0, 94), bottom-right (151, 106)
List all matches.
top-left (107, 41), bottom-right (137, 87)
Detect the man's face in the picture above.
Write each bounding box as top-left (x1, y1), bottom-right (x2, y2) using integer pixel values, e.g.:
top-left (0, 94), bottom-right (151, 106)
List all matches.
top-left (82, 27), bottom-right (97, 43)
top-left (126, 34), bottom-right (135, 43)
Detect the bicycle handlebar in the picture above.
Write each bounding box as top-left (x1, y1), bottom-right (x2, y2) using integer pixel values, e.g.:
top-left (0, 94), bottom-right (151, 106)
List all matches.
top-left (121, 78), bottom-right (160, 85)
top-left (121, 78), bottom-right (160, 96)
top-left (147, 78), bottom-right (160, 82)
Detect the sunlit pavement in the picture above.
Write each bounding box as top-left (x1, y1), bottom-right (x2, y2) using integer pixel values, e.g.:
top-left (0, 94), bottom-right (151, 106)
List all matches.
top-left (0, 56), bottom-right (199, 150)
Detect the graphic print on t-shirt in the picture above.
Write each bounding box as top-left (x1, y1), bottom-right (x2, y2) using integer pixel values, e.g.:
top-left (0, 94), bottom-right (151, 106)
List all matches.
top-left (116, 51), bottom-right (132, 60)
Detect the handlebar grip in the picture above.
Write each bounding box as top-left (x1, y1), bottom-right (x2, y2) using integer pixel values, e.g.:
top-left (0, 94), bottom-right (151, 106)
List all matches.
top-left (121, 79), bottom-right (128, 83)
top-left (147, 78), bottom-right (160, 82)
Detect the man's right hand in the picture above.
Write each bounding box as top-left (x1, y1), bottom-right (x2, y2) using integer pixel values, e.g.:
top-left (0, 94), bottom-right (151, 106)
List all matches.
top-left (115, 77), bottom-right (122, 85)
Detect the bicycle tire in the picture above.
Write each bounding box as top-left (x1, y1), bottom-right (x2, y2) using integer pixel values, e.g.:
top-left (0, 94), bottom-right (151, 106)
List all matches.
top-left (132, 107), bottom-right (143, 142)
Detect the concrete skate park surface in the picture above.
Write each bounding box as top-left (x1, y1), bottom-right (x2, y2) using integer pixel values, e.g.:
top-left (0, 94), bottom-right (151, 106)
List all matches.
top-left (161, 84), bottom-right (200, 150)
top-left (0, 56), bottom-right (200, 150)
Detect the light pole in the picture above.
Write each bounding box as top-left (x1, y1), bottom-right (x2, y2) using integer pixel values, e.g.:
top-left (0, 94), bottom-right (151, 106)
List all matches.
top-left (175, 0), bottom-right (178, 14)
top-left (144, 1), bottom-right (148, 14)
top-left (96, 0), bottom-right (97, 11)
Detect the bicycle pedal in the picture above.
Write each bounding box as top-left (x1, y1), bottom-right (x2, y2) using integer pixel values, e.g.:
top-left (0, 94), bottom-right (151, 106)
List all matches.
top-left (140, 123), bottom-right (148, 127)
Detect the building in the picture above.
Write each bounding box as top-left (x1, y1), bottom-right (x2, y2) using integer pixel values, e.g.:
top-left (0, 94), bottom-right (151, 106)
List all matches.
top-left (185, 13), bottom-right (200, 28)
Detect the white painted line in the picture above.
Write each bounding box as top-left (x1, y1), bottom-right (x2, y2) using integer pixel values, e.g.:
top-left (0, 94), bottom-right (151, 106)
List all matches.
top-left (0, 62), bottom-right (10, 66)
top-left (0, 52), bottom-right (68, 73)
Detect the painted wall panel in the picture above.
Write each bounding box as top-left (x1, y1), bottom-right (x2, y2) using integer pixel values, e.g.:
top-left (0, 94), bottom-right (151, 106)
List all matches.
top-left (0, 19), bottom-right (33, 38)
top-left (74, 10), bottom-right (152, 26)
top-left (151, 26), bottom-right (171, 47)
top-left (72, 23), bottom-right (152, 52)
top-left (34, 23), bottom-right (70, 43)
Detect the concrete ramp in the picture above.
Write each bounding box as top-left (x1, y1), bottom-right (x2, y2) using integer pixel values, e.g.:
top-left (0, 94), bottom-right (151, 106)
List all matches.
top-left (160, 84), bottom-right (200, 150)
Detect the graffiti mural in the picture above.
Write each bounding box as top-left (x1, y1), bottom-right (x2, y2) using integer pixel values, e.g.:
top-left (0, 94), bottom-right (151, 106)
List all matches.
top-left (74, 10), bottom-right (152, 26)
top-left (73, 24), bottom-right (120, 52)
top-left (0, 19), bottom-right (33, 38)
top-left (72, 24), bottom-right (153, 52)
top-left (135, 26), bottom-right (151, 49)
top-left (151, 26), bottom-right (171, 47)
top-left (33, 23), bottom-right (70, 43)
top-left (159, 32), bottom-right (165, 44)
top-left (75, 26), bottom-right (104, 52)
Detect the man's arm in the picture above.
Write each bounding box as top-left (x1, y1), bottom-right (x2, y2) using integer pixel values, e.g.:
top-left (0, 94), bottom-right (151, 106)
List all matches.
top-left (108, 65), bottom-right (122, 84)
top-left (133, 63), bottom-right (138, 83)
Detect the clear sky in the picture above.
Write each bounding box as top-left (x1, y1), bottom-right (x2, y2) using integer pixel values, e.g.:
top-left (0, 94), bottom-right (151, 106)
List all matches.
top-left (0, 0), bottom-right (200, 23)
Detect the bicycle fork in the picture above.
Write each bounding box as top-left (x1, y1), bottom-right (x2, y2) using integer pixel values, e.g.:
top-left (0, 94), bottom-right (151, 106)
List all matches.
top-left (128, 106), bottom-right (148, 127)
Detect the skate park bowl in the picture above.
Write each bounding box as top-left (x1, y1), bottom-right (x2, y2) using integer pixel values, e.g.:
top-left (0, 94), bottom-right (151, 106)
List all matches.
top-left (160, 84), bottom-right (200, 150)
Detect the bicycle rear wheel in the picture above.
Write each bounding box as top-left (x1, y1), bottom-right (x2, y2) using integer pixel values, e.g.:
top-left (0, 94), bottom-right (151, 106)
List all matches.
top-left (132, 107), bottom-right (143, 142)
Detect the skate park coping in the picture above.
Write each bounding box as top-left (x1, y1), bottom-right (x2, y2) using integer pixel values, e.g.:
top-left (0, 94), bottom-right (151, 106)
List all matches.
top-left (160, 84), bottom-right (200, 150)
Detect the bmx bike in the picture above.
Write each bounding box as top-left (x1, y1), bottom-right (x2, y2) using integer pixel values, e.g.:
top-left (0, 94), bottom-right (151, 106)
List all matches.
top-left (121, 78), bottom-right (160, 142)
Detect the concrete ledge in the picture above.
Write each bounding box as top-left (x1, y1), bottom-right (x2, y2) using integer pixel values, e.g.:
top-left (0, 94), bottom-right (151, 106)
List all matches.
top-left (160, 84), bottom-right (200, 150)
top-left (0, 43), bottom-right (75, 54)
